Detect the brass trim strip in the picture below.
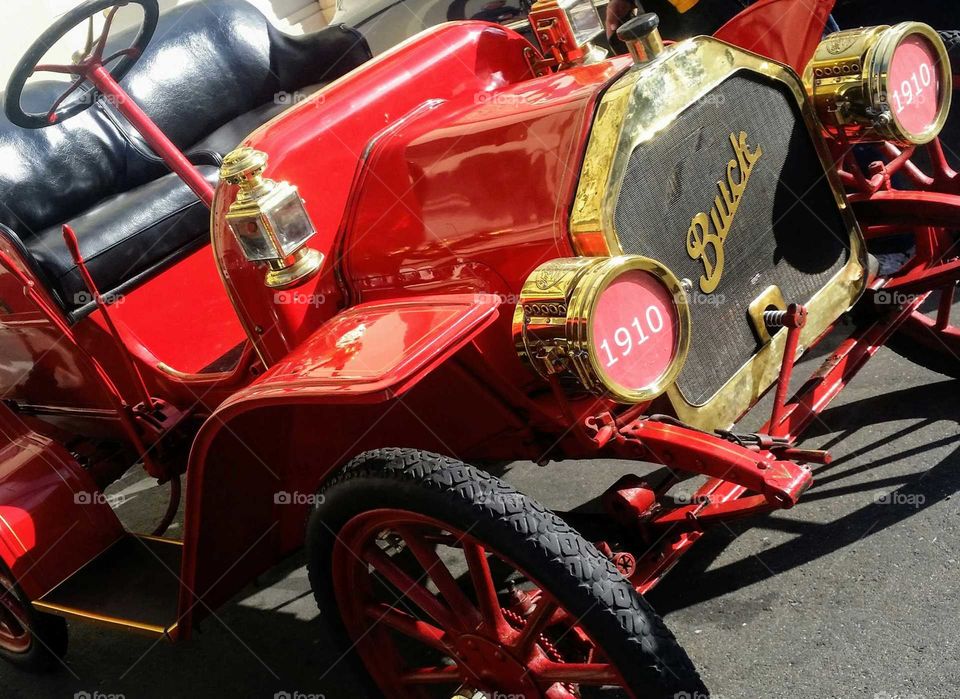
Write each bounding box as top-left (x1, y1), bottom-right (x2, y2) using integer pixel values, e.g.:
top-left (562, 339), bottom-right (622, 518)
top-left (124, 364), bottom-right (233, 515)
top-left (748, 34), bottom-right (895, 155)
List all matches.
top-left (136, 534), bottom-right (184, 546)
top-left (569, 36), bottom-right (868, 429)
top-left (31, 600), bottom-right (175, 637)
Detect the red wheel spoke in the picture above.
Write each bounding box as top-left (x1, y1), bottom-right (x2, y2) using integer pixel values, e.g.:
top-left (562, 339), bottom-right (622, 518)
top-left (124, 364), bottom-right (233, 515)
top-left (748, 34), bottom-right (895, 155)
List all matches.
top-left (364, 602), bottom-right (450, 653)
top-left (512, 596), bottom-right (558, 655)
top-left (364, 545), bottom-right (457, 630)
top-left (399, 665), bottom-right (460, 685)
top-left (91, 6), bottom-right (123, 60)
top-left (463, 542), bottom-right (509, 639)
top-left (33, 64), bottom-right (81, 75)
top-left (936, 285), bottom-right (955, 330)
top-left (45, 74), bottom-right (89, 124)
top-left (396, 526), bottom-right (481, 627)
top-left (532, 660), bottom-right (620, 685)
top-left (102, 47), bottom-right (140, 67)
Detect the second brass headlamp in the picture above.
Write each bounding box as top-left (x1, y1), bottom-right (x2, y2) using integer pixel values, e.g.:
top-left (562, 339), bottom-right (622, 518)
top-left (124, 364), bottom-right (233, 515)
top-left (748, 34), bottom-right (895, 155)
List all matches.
top-left (804, 22), bottom-right (952, 146)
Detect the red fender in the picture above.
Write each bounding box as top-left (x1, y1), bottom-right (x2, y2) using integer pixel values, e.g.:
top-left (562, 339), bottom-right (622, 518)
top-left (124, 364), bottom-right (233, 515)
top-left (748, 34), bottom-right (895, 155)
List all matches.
top-left (715, 0), bottom-right (834, 74)
top-left (0, 403), bottom-right (123, 600)
top-left (175, 293), bottom-right (500, 638)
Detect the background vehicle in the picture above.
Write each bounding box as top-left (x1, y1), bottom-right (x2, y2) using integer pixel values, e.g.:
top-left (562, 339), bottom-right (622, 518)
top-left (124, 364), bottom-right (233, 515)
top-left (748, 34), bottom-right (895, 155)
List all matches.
top-left (0, 0), bottom-right (956, 696)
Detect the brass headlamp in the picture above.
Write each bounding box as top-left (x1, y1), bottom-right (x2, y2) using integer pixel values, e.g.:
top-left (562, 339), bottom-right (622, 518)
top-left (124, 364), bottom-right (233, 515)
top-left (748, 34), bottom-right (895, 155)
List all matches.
top-left (220, 147), bottom-right (323, 289)
top-left (513, 256), bottom-right (690, 403)
top-left (804, 22), bottom-right (952, 146)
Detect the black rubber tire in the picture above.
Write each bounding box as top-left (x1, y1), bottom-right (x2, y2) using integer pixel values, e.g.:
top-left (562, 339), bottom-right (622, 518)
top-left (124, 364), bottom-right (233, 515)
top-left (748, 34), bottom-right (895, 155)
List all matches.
top-left (0, 563), bottom-right (68, 673)
top-left (886, 335), bottom-right (960, 378)
top-left (885, 292), bottom-right (960, 379)
top-left (940, 31), bottom-right (960, 64)
top-left (307, 448), bottom-right (707, 699)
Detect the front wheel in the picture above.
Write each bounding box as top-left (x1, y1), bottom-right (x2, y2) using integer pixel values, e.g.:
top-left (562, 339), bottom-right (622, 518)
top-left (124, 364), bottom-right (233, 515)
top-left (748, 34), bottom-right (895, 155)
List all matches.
top-left (307, 448), bottom-right (707, 698)
top-left (0, 563), bottom-right (67, 672)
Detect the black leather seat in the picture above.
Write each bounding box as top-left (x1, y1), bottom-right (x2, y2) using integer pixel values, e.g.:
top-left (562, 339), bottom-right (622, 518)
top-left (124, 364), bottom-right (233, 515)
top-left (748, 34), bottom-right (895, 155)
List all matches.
top-left (0, 0), bottom-right (370, 317)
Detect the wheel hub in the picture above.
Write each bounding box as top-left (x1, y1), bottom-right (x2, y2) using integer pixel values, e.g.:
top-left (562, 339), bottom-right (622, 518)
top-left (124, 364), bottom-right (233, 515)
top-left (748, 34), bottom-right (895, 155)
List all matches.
top-left (452, 634), bottom-right (542, 698)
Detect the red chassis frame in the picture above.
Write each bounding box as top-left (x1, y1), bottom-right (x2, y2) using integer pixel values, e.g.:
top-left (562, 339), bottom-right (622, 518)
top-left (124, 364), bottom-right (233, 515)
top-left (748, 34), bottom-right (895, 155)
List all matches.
top-left (0, 0), bottom-right (955, 647)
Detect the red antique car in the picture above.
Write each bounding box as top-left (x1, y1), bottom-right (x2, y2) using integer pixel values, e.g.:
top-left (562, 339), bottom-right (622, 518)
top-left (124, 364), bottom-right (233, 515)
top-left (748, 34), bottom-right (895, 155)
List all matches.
top-left (0, 0), bottom-right (956, 696)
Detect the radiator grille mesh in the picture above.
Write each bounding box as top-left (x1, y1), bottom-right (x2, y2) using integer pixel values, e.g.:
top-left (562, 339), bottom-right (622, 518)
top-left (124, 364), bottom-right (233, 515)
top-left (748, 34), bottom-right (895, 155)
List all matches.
top-left (613, 73), bottom-right (849, 405)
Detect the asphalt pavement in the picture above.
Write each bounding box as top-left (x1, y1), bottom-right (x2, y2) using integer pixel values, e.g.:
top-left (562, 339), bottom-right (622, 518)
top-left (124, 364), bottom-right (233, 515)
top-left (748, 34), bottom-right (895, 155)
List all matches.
top-left (1, 328), bottom-right (957, 699)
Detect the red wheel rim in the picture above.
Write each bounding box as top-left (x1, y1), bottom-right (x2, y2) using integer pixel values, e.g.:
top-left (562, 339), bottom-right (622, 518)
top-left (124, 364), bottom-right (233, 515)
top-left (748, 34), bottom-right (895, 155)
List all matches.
top-left (331, 509), bottom-right (634, 698)
top-left (0, 573), bottom-right (32, 654)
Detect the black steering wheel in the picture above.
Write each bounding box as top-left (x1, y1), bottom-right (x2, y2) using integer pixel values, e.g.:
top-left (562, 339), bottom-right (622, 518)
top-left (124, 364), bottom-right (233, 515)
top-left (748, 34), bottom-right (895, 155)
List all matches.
top-left (4, 0), bottom-right (159, 128)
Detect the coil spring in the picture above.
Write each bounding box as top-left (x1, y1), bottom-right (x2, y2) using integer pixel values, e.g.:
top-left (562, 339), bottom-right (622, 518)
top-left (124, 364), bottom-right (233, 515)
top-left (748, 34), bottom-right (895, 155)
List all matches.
top-left (763, 309), bottom-right (788, 329)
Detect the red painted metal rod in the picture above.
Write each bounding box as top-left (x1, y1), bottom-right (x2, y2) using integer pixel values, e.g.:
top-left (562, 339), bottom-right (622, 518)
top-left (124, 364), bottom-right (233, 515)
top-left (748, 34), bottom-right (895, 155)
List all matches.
top-left (88, 64), bottom-right (214, 207)
top-left (763, 297), bottom-right (921, 441)
top-left (62, 224), bottom-right (154, 409)
top-left (769, 305), bottom-right (807, 437)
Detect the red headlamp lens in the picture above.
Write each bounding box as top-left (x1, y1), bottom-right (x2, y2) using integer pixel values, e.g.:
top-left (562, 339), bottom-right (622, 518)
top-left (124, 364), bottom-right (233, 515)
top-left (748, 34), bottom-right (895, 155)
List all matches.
top-left (592, 270), bottom-right (679, 391)
top-left (889, 34), bottom-right (942, 135)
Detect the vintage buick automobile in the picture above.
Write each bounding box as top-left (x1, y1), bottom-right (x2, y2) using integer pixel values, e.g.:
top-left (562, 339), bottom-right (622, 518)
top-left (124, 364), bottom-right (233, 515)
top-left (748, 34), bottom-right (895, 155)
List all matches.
top-left (0, 0), bottom-right (956, 696)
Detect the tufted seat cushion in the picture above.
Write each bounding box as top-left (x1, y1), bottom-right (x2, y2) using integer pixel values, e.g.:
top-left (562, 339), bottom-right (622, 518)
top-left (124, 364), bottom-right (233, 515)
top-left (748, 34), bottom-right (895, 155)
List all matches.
top-left (30, 167), bottom-right (220, 310)
top-left (0, 0), bottom-right (370, 317)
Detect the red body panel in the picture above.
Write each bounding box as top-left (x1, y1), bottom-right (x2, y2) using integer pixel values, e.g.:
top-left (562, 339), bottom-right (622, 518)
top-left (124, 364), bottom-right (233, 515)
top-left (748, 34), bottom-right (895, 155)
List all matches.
top-left (0, 403), bottom-right (123, 599)
top-left (218, 294), bottom-right (501, 404)
top-left (105, 245), bottom-right (247, 378)
top-left (211, 22), bottom-right (625, 367)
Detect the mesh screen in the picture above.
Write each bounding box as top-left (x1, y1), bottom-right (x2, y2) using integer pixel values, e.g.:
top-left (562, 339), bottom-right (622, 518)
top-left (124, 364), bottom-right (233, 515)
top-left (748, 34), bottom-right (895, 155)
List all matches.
top-left (613, 73), bottom-right (849, 405)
